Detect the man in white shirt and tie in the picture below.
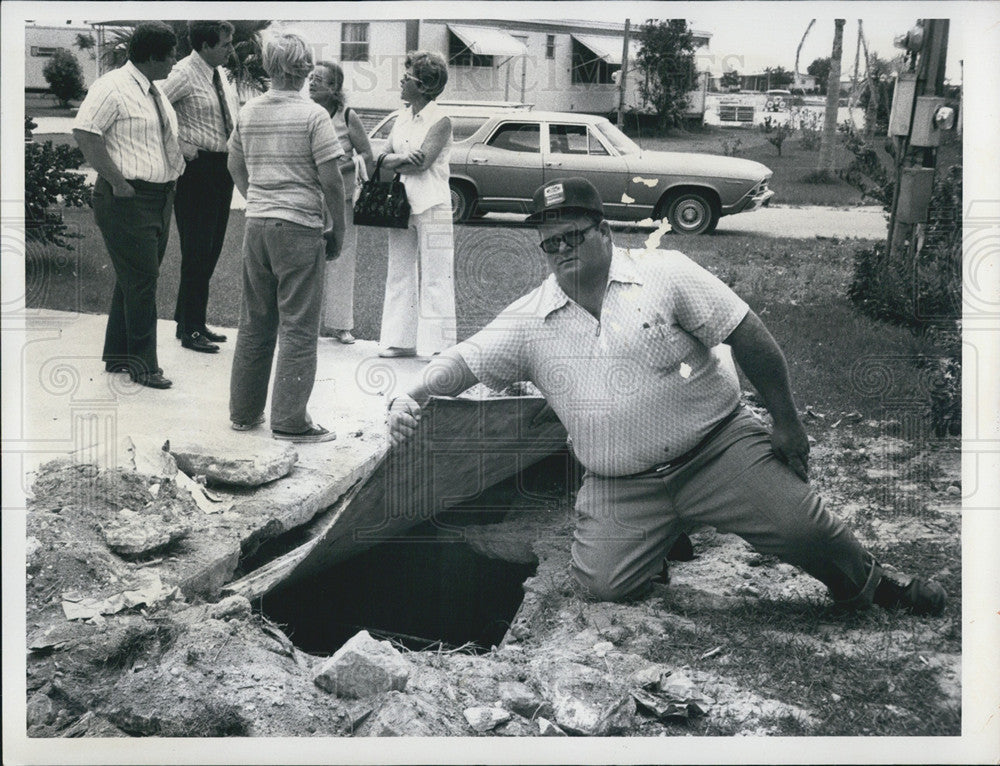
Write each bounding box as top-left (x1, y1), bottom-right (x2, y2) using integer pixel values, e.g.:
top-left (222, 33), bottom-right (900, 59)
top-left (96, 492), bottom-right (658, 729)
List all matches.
top-left (73, 21), bottom-right (185, 389)
top-left (160, 20), bottom-right (239, 354)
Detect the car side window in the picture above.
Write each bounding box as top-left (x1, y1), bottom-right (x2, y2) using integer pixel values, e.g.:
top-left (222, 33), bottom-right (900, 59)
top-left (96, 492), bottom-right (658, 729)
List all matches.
top-left (486, 122), bottom-right (541, 153)
top-left (548, 124), bottom-right (609, 156)
top-left (372, 116), bottom-right (396, 140)
top-left (451, 116), bottom-right (489, 142)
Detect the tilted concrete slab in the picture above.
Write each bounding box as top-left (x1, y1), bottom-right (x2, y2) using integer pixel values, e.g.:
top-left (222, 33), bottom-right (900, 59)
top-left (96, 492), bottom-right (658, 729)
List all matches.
top-left (10, 309), bottom-right (433, 599)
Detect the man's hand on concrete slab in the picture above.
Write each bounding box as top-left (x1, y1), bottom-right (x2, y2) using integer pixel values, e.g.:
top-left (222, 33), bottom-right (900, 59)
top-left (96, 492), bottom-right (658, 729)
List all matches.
top-left (387, 394), bottom-right (421, 446)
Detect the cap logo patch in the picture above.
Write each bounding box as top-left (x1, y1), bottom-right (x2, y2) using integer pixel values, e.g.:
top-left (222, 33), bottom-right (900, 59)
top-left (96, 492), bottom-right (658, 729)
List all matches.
top-left (543, 183), bottom-right (565, 207)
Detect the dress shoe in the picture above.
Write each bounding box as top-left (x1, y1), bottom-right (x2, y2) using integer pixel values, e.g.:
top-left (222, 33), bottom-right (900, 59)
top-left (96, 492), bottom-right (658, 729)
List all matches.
top-left (378, 346), bottom-right (417, 358)
top-left (106, 362), bottom-right (163, 375)
top-left (131, 372), bottom-right (173, 389)
top-left (180, 331), bottom-right (219, 354)
top-left (333, 329), bottom-right (355, 345)
top-left (232, 413), bottom-right (266, 432)
top-left (198, 326), bottom-right (228, 343)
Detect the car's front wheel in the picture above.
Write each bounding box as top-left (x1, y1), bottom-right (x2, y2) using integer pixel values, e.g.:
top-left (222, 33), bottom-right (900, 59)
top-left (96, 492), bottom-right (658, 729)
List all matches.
top-left (664, 192), bottom-right (718, 235)
top-left (450, 181), bottom-right (477, 223)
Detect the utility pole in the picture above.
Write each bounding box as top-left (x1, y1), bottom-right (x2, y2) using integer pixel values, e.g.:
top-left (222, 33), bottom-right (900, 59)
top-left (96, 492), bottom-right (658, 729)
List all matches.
top-left (886, 19), bottom-right (952, 264)
top-left (617, 19), bottom-right (631, 128)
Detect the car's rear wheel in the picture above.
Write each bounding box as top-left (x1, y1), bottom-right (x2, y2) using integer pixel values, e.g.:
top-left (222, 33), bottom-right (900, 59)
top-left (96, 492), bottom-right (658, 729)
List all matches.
top-left (450, 181), bottom-right (477, 223)
top-left (664, 191), bottom-right (718, 235)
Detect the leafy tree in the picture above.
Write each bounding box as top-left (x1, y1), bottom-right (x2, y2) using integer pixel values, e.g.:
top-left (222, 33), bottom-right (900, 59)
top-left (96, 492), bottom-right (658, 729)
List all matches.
top-left (635, 19), bottom-right (697, 130)
top-left (99, 20), bottom-right (270, 95)
top-left (807, 57), bottom-right (831, 94)
top-left (74, 32), bottom-right (96, 57)
top-left (764, 66), bottom-right (794, 89)
top-left (24, 116), bottom-right (92, 249)
top-left (720, 69), bottom-right (740, 91)
top-left (43, 49), bottom-right (85, 107)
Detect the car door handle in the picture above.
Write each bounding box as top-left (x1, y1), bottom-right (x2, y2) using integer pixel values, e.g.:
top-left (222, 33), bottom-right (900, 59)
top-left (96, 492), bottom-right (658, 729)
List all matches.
top-left (471, 157), bottom-right (487, 164)
top-left (544, 160), bottom-right (562, 167)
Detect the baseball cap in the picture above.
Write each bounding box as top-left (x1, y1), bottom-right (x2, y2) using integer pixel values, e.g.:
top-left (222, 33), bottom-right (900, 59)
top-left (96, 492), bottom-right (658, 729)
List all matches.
top-left (525, 177), bottom-right (604, 224)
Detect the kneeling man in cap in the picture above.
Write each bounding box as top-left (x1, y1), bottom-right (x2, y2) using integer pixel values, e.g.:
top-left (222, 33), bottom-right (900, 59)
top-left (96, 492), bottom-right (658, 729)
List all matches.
top-left (387, 177), bottom-right (945, 617)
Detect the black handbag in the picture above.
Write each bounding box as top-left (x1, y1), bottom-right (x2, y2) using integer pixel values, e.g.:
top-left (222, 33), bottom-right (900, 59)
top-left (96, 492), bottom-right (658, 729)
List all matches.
top-left (353, 154), bottom-right (411, 228)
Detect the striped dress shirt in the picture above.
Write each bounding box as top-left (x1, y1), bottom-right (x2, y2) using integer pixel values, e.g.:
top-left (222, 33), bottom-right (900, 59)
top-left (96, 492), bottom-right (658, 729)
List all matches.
top-left (455, 247), bottom-right (749, 477)
top-left (73, 60), bottom-right (185, 183)
top-left (159, 52), bottom-right (239, 157)
top-left (228, 89), bottom-right (344, 230)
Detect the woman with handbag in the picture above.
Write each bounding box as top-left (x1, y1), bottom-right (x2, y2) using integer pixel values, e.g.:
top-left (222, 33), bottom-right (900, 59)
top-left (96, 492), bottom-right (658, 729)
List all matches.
top-left (376, 50), bottom-right (457, 358)
top-left (310, 60), bottom-right (374, 345)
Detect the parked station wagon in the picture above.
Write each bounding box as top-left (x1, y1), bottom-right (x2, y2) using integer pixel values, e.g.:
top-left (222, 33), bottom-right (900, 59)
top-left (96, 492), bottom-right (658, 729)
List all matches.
top-left (370, 109), bottom-right (774, 234)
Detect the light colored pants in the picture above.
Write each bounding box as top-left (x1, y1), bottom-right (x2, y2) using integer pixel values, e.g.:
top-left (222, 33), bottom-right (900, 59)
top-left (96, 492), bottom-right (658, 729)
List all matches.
top-left (229, 217), bottom-right (325, 433)
top-left (322, 168), bottom-right (358, 332)
top-left (380, 203), bottom-right (457, 355)
top-left (572, 409), bottom-right (873, 604)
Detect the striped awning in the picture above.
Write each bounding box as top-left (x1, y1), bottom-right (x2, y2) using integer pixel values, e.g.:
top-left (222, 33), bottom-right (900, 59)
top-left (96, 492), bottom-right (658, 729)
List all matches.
top-left (448, 25), bottom-right (527, 57)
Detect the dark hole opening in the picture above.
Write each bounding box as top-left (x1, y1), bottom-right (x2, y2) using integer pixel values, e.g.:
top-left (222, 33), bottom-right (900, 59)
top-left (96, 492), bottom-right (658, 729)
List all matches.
top-left (257, 451), bottom-right (579, 656)
top-left (260, 519), bottom-right (536, 655)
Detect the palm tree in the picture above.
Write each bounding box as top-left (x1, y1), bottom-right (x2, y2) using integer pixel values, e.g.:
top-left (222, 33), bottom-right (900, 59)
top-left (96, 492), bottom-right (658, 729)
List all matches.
top-left (96, 20), bottom-right (270, 96)
top-left (817, 19), bottom-right (846, 178)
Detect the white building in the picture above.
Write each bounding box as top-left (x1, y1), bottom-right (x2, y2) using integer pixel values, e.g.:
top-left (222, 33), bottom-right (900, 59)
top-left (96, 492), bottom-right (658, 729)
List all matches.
top-left (25, 22), bottom-right (98, 91)
top-left (276, 19), bottom-right (711, 118)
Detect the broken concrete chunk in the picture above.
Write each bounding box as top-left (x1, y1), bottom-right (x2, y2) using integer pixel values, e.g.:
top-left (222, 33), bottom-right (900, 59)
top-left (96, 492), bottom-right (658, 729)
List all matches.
top-left (498, 680), bottom-right (549, 719)
top-left (312, 630), bottom-right (412, 699)
top-left (170, 441), bottom-right (298, 487)
top-left (210, 595), bottom-right (252, 621)
top-left (357, 691), bottom-right (463, 736)
top-left (26, 693), bottom-right (56, 727)
top-left (536, 716), bottom-right (567, 736)
top-left (101, 509), bottom-right (190, 557)
top-left (628, 664), bottom-right (671, 690)
top-left (464, 706), bottom-right (512, 733)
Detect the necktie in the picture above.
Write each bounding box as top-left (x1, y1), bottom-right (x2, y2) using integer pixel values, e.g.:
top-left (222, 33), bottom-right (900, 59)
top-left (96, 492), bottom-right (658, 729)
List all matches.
top-left (213, 68), bottom-right (234, 138)
top-left (149, 83), bottom-right (183, 173)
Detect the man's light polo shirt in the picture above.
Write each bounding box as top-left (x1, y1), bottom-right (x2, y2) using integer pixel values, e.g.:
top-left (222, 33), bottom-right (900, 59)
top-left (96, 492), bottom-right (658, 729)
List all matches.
top-left (455, 247), bottom-right (750, 477)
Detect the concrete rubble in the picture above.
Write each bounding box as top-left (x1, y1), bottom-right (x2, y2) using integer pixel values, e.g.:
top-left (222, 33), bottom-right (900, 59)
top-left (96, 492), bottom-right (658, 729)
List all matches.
top-left (463, 706), bottom-right (512, 732)
top-left (170, 441), bottom-right (299, 487)
top-left (313, 630), bottom-right (414, 699)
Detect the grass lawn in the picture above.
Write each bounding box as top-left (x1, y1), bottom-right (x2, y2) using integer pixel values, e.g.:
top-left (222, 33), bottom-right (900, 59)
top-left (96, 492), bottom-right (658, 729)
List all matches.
top-left (27, 208), bottom-right (948, 427)
top-left (634, 126), bottom-right (962, 209)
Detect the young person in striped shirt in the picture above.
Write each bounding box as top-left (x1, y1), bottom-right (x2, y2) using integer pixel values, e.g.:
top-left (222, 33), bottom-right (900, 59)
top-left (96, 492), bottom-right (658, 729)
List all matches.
top-left (226, 31), bottom-right (347, 443)
top-left (73, 21), bottom-right (184, 390)
top-left (160, 20), bottom-right (239, 354)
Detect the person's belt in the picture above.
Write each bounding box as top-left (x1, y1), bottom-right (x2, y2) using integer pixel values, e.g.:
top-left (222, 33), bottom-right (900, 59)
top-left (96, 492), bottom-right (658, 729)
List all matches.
top-left (127, 178), bottom-right (176, 192)
top-left (627, 406), bottom-right (743, 478)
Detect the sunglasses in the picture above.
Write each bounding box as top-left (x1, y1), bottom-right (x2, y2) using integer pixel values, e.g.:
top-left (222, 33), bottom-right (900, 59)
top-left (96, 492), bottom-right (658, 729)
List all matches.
top-left (538, 222), bottom-right (598, 254)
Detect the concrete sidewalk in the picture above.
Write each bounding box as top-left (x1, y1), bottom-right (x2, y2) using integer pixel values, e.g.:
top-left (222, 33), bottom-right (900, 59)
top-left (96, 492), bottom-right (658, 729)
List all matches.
top-left (10, 309), bottom-right (429, 489)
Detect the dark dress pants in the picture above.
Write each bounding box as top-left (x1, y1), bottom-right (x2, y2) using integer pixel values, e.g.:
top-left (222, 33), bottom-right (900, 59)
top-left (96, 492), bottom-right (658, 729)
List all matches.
top-left (173, 151), bottom-right (234, 333)
top-left (93, 177), bottom-right (174, 376)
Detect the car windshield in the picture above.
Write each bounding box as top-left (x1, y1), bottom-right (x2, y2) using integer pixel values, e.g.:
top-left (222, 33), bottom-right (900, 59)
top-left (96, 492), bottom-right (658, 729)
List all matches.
top-left (594, 121), bottom-right (640, 155)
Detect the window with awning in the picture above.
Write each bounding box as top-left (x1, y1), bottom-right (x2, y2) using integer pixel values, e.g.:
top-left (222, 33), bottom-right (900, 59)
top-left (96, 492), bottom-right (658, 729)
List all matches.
top-left (448, 24), bottom-right (528, 67)
top-left (570, 34), bottom-right (641, 84)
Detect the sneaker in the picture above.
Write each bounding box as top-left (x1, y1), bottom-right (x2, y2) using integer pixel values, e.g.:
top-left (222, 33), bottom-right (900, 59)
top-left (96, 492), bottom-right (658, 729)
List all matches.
top-left (378, 346), bottom-right (417, 358)
top-left (873, 565), bottom-right (947, 616)
top-left (333, 329), bottom-right (356, 345)
top-left (231, 414), bottom-right (265, 432)
top-left (272, 425), bottom-right (337, 443)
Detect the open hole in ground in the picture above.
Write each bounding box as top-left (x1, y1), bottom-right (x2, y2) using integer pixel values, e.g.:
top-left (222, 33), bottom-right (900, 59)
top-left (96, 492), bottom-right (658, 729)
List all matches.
top-left (257, 451), bottom-right (578, 655)
top-left (259, 518), bottom-right (537, 654)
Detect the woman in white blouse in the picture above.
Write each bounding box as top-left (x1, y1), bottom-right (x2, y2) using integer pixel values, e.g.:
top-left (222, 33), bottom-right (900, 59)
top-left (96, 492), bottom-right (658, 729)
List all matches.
top-left (377, 51), bottom-right (457, 358)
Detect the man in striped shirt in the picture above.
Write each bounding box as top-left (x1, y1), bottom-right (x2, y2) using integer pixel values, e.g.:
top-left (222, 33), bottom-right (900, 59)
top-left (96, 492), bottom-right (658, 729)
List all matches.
top-left (160, 20), bottom-right (239, 354)
top-left (73, 21), bottom-right (184, 390)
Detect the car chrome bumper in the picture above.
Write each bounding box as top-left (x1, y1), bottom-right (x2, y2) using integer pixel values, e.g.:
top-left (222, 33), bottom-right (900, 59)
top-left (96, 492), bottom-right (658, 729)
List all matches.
top-left (746, 188), bottom-right (775, 212)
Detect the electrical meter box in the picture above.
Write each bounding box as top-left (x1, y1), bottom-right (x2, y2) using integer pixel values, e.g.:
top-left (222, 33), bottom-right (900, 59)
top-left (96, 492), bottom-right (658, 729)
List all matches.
top-left (910, 96), bottom-right (947, 146)
top-left (889, 73), bottom-right (918, 137)
top-left (896, 167), bottom-right (936, 223)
